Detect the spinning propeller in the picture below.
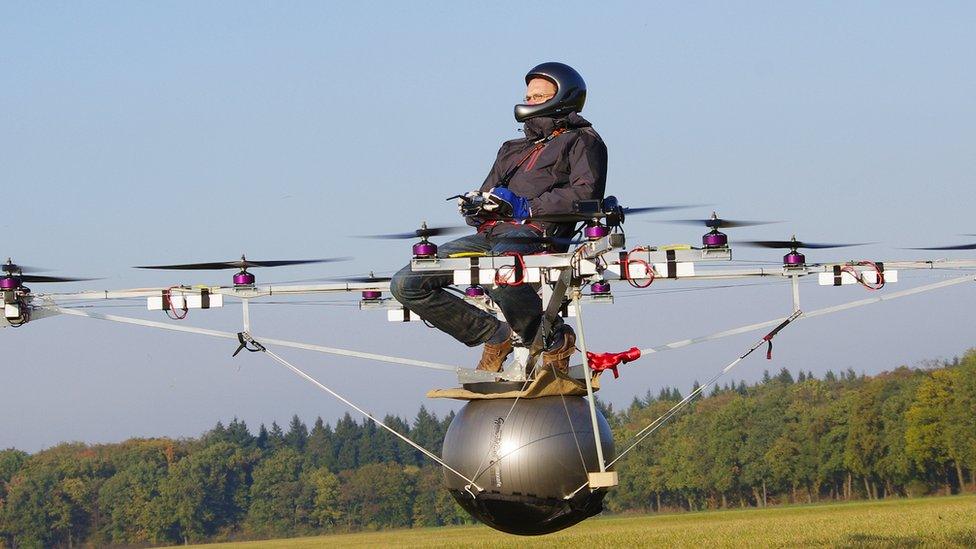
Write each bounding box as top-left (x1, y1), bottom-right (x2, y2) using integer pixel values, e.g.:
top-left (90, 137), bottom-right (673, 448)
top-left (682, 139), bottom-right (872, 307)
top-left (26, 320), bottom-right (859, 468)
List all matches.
top-left (357, 222), bottom-right (468, 258)
top-left (518, 197), bottom-right (703, 243)
top-left (1, 258), bottom-right (95, 290)
top-left (656, 212), bottom-right (781, 248)
top-left (359, 225), bottom-right (468, 240)
top-left (661, 212), bottom-right (780, 230)
top-left (329, 272), bottom-right (393, 283)
top-left (906, 235), bottom-right (976, 251)
top-left (525, 197), bottom-right (701, 226)
top-left (739, 237), bottom-right (868, 266)
top-left (327, 272), bottom-right (392, 300)
top-left (135, 254), bottom-right (351, 287)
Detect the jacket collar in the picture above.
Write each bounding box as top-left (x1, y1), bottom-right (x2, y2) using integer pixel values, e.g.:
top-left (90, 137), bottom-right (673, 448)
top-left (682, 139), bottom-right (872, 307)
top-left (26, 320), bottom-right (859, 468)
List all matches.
top-left (523, 112), bottom-right (592, 139)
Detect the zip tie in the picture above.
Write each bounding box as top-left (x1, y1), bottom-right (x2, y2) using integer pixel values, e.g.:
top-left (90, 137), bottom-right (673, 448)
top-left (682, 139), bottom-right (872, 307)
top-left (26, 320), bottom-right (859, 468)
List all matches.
top-left (762, 310), bottom-right (799, 360)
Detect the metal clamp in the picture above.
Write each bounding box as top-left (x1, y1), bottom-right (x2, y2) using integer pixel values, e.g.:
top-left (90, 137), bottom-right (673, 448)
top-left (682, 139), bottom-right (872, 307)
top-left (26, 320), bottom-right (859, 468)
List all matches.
top-left (233, 331), bottom-right (266, 357)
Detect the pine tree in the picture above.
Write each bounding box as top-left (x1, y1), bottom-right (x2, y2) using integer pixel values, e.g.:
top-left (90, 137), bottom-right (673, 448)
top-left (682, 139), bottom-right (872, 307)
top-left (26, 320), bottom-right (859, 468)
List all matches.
top-left (411, 406), bottom-right (441, 462)
top-left (334, 413), bottom-right (360, 470)
top-left (268, 422), bottom-right (285, 451)
top-left (307, 417), bottom-right (336, 469)
top-left (284, 415), bottom-right (309, 452)
top-left (776, 368), bottom-right (795, 384)
top-left (225, 418), bottom-right (254, 448)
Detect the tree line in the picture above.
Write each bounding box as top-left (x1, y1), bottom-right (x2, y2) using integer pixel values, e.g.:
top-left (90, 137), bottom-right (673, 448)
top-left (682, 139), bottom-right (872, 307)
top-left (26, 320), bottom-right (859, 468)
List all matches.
top-left (1, 351), bottom-right (974, 547)
top-left (609, 352), bottom-right (976, 512)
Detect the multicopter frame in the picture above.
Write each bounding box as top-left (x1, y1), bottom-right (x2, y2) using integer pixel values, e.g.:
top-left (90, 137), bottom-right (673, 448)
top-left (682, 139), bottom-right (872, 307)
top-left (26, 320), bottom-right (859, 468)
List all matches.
top-left (3, 200), bottom-right (975, 490)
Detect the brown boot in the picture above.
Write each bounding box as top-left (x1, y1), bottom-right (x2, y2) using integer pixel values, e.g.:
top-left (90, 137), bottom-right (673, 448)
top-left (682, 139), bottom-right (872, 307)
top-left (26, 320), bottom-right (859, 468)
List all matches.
top-left (476, 338), bottom-right (514, 372)
top-left (542, 330), bottom-right (577, 374)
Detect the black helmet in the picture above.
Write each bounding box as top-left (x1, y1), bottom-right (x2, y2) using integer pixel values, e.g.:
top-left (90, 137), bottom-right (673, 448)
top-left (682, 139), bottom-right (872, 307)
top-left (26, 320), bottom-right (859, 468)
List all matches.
top-left (514, 62), bottom-right (587, 123)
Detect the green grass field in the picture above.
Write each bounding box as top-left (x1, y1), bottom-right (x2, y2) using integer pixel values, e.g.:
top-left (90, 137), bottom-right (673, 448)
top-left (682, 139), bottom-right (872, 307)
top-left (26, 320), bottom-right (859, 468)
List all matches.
top-left (200, 494), bottom-right (976, 548)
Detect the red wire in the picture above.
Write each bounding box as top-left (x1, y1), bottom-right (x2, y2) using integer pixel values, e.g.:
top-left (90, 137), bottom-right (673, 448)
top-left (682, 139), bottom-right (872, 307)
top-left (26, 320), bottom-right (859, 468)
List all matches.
top-left (841, 261), bottom-right (885, 291)
top-left (623, 247), bottom-right (655, 288)
top-left (163, 287), bottom-right (189, 320)
top-left (494, 252), bottom-right (526, 286)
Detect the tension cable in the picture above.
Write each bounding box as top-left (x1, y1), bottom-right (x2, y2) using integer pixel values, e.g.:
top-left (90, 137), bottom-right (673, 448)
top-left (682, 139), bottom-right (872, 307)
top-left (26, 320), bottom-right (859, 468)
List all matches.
top-left (240, 334), bottom-right (485, 495)
top-left (616, 309), bottom-right (801, 464)
top-left (565, 309), bottom-right (802, 499)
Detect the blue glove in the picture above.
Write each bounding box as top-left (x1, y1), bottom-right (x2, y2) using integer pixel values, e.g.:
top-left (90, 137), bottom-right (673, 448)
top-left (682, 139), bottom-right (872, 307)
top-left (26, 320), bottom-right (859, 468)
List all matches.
top-left (485, 187), bottom-right (531, 221)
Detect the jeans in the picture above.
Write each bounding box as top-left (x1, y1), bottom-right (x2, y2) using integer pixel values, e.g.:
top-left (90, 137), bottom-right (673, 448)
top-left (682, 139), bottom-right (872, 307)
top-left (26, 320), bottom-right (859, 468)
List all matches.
top-left (390, 224), bottom-right (549, 347)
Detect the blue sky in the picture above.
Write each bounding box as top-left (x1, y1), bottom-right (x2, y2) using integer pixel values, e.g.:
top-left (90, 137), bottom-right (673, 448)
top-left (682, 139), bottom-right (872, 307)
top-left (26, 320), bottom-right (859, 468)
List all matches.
top-left (2, 2), bottom-right (974, 451)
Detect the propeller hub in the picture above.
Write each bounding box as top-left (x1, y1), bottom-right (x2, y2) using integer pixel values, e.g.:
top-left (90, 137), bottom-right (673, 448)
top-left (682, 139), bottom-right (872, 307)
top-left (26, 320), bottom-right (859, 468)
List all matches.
top-left (702, 231), bottom-right (728, 248)
top-left (413, 241), bottom-right (438, 258)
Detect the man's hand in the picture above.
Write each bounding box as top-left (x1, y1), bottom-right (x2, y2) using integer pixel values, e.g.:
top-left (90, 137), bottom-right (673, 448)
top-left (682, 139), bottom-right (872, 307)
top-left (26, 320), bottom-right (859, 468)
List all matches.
top-left (484, 187), bottom-right (530, 221)
top-left (456, 191), bottom-right (485, 218)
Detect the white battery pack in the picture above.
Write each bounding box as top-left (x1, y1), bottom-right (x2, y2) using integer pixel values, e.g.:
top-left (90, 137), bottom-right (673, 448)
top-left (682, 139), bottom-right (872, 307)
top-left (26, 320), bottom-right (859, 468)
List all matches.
top-left (148, 290), bottom-right (223, 311)
top-left (652, 261), bottom-right (694, 278)
top-left (4, 303), bottom-right (21, 319)
top-left (388, 308), bottom-right (421, 322)
top-left (606, 262), bottom-right (654, 279)
top-left (818, 269), bottom-right (896, 286)
top-left (148, 295), bottom-right (184, 311)
top-left (186, 292), bottom-right (222, 309)
top-left (453, 269), bottom-right (496, 286)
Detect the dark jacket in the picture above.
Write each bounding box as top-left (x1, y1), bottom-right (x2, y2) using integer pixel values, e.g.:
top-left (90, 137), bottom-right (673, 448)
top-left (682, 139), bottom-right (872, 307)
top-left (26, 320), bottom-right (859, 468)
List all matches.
top-left (477, 112), bottom-right (608, 239)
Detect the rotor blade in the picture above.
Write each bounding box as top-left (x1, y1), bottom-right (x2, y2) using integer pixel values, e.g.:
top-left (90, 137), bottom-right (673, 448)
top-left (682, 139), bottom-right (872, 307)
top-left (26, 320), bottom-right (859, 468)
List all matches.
top-left (657, 218), bottom-right (781, 229)
top-left (798, 242), bottom-right (871, 249)
top-left (527, 204), bottom-right (705, 224)
top-left (135, 261), bottom-right (240, 270)
top-left (329, 274), bottom-right (394, 283)
top-left (245, 257), bottom-right (352, 268)
top-left (20, 275), bottom-right (98, 283)
top-left (135, 257), bottom-right (351, 270)
top-left (740, 240), bottom-right (868, 250)
top-left (357, 226), bottom-right (468, 240)
top-left (622, 204), bottom-right (706, 215)
top-left (1, 262), bottom-right (49, 274)
top-left (738, 240), bottom-right (797, 249)
top-left (906, 243), bottom-right (976, 251)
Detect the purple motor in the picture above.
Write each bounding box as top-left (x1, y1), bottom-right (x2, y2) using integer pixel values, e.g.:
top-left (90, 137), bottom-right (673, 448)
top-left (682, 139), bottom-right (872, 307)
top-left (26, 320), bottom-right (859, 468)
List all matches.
top-left (783, 251), bottom-right (806, 266)
top-left (0, 277), bottom-right (20, 290)
top-left (465, 285), bottom-right (486, 297)
top-left (702, 231), bottom-right (728, 248)
top-left (361, 290), bottom-right (382, 300)
top-left (590, 280), bottom-right (611, 295)
top-left (413, 241), bottom-right (438, 258)
top-left (233, 272), bottom-right (256, 286)
top-left (584, 224), bottom-right (610, 240)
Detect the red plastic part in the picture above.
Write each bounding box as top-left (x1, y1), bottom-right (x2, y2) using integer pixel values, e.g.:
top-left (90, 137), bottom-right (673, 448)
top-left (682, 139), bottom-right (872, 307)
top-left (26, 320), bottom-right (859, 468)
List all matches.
top-left (586, 347), bottom-right (642, 378)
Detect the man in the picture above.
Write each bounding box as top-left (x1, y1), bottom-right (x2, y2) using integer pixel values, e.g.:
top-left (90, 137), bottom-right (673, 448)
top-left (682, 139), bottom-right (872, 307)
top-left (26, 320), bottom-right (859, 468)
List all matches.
top-left (390, 62), bottom-right (607, 374)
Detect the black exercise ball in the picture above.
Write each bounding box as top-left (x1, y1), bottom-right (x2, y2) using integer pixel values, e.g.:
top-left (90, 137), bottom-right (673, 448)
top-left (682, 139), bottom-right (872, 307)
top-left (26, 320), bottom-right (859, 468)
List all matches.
top-left (441, 395), bottom-right (614, 535)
